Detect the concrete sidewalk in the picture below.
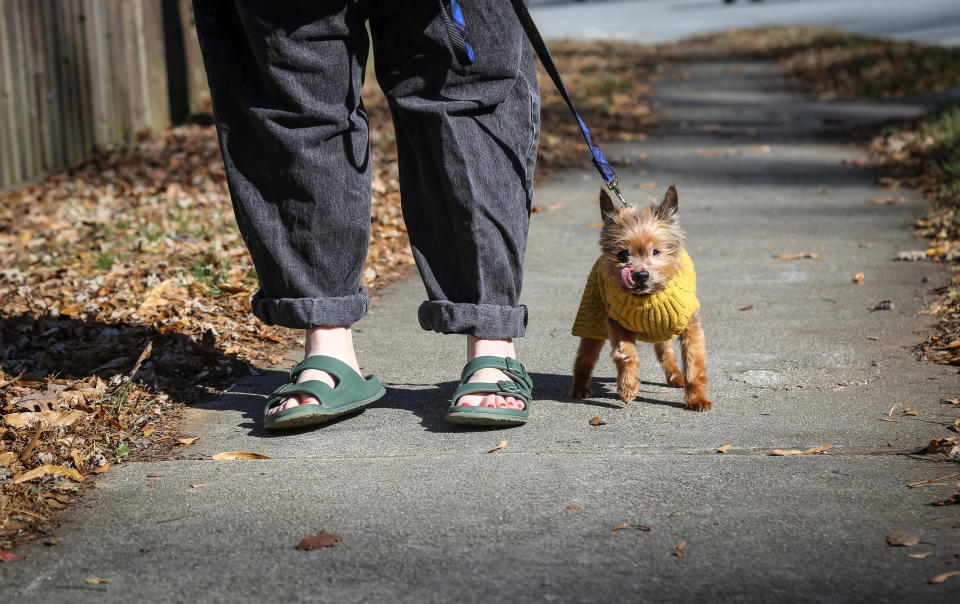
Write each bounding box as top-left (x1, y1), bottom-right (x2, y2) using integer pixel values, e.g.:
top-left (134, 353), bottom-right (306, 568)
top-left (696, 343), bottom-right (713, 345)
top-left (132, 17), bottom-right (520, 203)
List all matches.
top-left (3, 50), bottom-right (959, 602)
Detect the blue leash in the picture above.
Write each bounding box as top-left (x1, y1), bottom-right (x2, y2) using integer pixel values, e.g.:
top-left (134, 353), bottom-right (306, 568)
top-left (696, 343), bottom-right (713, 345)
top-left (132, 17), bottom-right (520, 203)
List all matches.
top-left (439, 0), bottom-right (629, 207)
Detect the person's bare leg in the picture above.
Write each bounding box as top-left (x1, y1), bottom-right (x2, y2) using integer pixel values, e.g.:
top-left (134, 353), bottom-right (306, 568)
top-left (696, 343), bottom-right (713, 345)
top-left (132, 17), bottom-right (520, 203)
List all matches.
top-left (266, 326), bottom-right (362, 415)
top-left (455, 336), bottom-right (525, 409)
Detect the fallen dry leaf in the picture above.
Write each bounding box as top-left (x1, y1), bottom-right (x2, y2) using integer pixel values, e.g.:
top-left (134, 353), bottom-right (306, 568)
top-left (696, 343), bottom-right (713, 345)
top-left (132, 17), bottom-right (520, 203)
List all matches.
top-left (895, 250), bottom-right (927, 261)
top-left (589, 416), bottom-right (607, 426)
top-left (612, 522), bottom-right (651, 532)
top-left (908, 473), bottom-right (960, 488)
top-left (11, 392), bottom-right (57, 412)
top-left (566, 504), bottom-right (581, 510)
top-left (92, 463), bottom-right (109, 474)
top-left (13, 465), bottom-right (84, 484)
top-left (0, 451), bottom-right (17, 467)
top-left (931, 492), bottom-right (960, 507)
top-left (900, 408), bottom-right (919, 416)
top-left (869, 300), bottom-right (895, 312)
top-left (928, 437), bottom-right (960, 456)
top-left (2, 410), bottom-right (88, 429)
top-left (296, 532), bottom-right (342, 551)
top-left (737, 305), bottom-right (753, 311)
top-left (907, 552), bottom-right (933, 559)
top-left (852, 272), bottom-right (865, 284)
top-left (770, 444), bottom-right (831, 456)
top-left (929, 570), bottom-right (960, 584)
top-left (156, 513), bottom-right (202, 524)
top-left (85, 577), bottom-right (110, 584)
top-left (0, 550), bottom-right (22, 562)
top-left (941, 398), bottom-right (960, 405)
top-left (716, 444), bottom-right (732, 454)
top-left (773, 252), bottom-right (822, 260)
top-left (43, 538), bottom-right (62, 546)
top-left (70, 449), bottom-right (84, 471)
top-left (190, 484), bottom-right (204, 489)
top-left (484, 440), bottom-right (508, 454)
top-left (673, 540), bottom-right (688, 558)
top-left (868, 197), bottom-right (908, 205)
top-left (211, 452), bottom-right (271, 461)
top-left (178, 437), bottom-right (200, 447)
top-left (878, 417), bottom-right (901, 423)
top-left (887, 531), bottom-right (920, 547)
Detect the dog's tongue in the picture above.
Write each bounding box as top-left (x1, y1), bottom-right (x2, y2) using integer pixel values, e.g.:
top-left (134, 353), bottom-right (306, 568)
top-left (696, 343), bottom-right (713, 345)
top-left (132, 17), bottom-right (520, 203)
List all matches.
top-left (620, 267), bottom-right (635, 288)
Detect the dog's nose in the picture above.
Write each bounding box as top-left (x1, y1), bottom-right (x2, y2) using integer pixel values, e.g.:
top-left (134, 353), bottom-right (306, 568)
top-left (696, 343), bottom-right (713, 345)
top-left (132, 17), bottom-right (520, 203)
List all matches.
top-left (632, 270), bottom-right (649, 284)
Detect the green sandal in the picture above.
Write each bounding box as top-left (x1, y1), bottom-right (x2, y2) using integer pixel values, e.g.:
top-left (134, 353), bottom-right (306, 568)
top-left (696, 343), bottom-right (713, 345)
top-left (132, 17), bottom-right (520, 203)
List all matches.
top-left (264, 356), bottom-right (385, 431)
top-left (446, 356), bottom-right (532, 426)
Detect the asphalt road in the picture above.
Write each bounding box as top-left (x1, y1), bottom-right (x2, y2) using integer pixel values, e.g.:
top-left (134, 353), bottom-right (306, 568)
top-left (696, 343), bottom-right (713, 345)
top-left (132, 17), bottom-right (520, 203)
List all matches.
top-left (2, 40), bottom-right (959, 602)
top-left (529, 0), bottom-right (960, 46)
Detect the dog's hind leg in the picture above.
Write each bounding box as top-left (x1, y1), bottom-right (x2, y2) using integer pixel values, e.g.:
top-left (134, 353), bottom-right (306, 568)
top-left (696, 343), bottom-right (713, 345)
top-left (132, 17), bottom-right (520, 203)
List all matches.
top-left (654, 340), bottom-right (684, 388)
top-left (570, 337), bottom-right (605, 399)
top-left (606, 318), bottom-right (640, 403)
top-left (679, 311), bottom-right (712, 411)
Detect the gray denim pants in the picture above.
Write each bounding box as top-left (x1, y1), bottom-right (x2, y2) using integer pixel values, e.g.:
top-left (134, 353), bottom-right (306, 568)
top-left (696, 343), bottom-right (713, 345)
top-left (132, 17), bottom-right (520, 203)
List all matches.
top-left (192, 0), bottom-right (539, 338)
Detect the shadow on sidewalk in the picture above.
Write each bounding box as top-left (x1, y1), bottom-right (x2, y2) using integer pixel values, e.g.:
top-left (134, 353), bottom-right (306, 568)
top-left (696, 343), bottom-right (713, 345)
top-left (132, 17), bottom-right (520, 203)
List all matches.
top-left (207, 371), bottom-right (689, 437)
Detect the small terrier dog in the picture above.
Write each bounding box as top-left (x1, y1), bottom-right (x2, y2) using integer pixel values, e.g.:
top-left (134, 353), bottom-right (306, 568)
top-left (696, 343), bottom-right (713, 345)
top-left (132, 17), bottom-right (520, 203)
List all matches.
top-left (569, 186), bottom-right (711, 411)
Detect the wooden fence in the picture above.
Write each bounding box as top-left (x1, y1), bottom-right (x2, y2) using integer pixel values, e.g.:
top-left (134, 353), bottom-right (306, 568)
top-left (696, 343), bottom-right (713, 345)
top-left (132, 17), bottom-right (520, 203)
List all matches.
top-left (0, 0), bottom-right (207, 190)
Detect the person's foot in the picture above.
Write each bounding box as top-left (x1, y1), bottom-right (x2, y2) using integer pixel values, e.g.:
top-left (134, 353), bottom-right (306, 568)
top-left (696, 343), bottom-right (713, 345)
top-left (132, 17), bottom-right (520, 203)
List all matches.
top-left (455, 336), bottom-right (525, 410)
top-left (267, 326), bottom-right (361, 415)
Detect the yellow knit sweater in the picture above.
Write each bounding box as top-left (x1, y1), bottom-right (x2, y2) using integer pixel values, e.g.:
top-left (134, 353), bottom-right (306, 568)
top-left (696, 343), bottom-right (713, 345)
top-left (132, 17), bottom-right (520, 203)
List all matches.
top-left (572, 249), bottom-right (699, 342)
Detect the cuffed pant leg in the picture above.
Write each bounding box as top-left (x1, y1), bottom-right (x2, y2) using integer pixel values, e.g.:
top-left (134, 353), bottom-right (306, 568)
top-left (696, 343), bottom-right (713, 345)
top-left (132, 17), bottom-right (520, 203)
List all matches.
top-left (193, 0), bottom-right (373, 329)
top-left (369, 1), bottom-right (540, 339)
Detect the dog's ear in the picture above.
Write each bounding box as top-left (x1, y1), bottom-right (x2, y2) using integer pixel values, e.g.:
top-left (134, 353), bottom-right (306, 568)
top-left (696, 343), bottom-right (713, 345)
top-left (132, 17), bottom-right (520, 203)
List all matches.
top-left (656, 185), bottom-right (678, 220)
top-left (599, 188), bottom-right (616, 222)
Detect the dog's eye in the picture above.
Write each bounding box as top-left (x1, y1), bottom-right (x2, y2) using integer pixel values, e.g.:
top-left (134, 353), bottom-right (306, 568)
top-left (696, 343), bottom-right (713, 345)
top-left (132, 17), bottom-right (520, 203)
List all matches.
top-left (652, 249), bottom-right (660, 256)
top-left (617, 250), bottom-right (629, 263)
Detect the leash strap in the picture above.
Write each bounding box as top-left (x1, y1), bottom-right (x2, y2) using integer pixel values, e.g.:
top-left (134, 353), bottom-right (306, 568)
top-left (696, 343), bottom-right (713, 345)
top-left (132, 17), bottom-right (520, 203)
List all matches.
top-left (508, 0), bottom-right (627, 206)
top-left (439, 1), bottom-right (475, 65)
top-left (440, 0), bottom-right (628, 206)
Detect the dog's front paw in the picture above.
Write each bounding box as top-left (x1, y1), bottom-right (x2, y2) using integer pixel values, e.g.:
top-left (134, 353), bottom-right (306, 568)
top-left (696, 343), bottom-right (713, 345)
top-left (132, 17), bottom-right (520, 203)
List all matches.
top-left (617, 374), bottom-right (640, 403)
top-left (684, 392), bottom-right (712, 412)
top-left (569, 382), bottom-right (592, 399)
top-left (666, 371), bottom-right (685, 388)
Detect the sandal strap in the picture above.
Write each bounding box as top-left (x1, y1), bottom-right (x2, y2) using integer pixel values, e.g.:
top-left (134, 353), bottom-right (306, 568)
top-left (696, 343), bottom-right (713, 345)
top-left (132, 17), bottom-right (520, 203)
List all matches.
top-left (459, 356), bottom-right (533, 395)
top-left (265, 380), bottom-right (335, 413)
top-left (452, 380), bottom-right (533, 406)
top-left (287, 356), bottom-right (364, 385)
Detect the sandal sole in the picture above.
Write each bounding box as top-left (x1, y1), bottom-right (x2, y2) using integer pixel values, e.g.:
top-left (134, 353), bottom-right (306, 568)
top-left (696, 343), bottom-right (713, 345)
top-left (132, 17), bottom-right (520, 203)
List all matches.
top-left (264, 384), bottom-right (386, 431)
top-left (446, 408), bottom-right (528, 426)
